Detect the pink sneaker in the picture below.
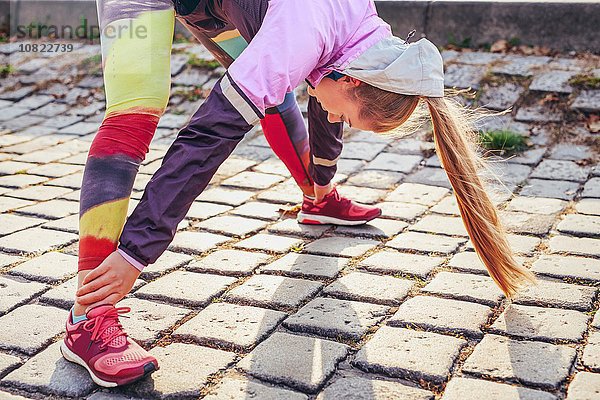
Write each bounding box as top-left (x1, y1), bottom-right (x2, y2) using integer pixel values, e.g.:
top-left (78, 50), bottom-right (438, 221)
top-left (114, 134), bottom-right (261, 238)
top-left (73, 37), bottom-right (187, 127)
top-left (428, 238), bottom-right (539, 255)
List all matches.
top-left (297, 187), bottom-right (382, 225)
top-left (61, 305), bottom-right (158, 387)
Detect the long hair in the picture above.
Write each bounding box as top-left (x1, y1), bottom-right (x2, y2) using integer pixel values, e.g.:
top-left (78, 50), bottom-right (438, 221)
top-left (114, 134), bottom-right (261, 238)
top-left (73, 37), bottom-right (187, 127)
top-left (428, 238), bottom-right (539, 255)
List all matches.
top-left (350, 83), bottom-right (536, 297)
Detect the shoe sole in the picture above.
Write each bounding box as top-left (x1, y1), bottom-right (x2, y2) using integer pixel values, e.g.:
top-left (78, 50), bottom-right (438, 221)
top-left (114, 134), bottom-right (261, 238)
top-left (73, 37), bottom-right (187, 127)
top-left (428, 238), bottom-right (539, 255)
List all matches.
top-left (297, 212), bottom-right (373, 226)
top-left (60, 341), bottom-right (156, 388)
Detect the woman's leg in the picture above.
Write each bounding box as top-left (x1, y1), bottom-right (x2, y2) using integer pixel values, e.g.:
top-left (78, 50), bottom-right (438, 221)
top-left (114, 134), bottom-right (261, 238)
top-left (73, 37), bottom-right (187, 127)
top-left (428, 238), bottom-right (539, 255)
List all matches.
top-left (76, 0), bottom-right (175, 314)
top-left (183, 26), bottom-right (315, 195)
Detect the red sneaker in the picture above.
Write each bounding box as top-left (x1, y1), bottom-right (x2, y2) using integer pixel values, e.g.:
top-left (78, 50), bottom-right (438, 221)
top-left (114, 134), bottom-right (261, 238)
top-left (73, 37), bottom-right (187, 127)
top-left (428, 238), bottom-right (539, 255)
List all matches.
top-left (297, 187), bottom-right (382, 225)
top-left (61, 305), bottom-right (158, 387)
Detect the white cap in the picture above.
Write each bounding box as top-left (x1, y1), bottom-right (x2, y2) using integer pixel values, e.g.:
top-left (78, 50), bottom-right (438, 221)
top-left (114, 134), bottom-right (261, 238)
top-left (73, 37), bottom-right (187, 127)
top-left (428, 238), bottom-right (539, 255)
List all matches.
top-left (342, 36), bottom-right (445, 98)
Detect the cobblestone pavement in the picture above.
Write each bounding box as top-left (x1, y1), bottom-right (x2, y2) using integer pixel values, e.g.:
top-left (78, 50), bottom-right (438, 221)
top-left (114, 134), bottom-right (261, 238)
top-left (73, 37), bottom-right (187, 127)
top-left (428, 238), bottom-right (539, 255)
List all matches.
top-left (0, 40), bottom-right (599, 399)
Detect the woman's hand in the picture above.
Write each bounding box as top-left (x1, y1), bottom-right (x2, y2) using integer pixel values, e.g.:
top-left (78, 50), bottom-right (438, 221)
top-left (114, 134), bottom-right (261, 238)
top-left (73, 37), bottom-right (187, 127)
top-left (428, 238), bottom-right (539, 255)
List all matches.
top-left (76, 251), bottom-right (140, 313)
top-left (314, 182), bottom-right (334, 203)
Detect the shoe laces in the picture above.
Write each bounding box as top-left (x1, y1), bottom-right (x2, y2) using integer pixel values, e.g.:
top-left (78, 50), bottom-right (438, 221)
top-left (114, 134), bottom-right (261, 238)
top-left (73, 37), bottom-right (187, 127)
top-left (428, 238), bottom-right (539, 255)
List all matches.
top-left (83, 307), bottom-right (130, 351)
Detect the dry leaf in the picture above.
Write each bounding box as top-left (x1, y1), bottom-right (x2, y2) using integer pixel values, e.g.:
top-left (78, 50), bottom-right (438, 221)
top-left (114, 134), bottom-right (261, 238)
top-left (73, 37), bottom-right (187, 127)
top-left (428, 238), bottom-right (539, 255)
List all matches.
top-left (491, 39), bottom-right (508, 53)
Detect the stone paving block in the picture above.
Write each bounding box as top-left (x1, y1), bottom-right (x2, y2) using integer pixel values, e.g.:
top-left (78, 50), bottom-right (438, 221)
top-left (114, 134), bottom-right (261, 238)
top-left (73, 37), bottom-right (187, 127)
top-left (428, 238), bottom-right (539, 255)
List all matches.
top-left (5, 185), bottom-right (73, 201)
top-left (0, 253), bottom-right (22, 269)
top-left (499, 211), bottom-right (556, 236)
top-left (0, 352), bottom-right (20, 377)
top-left (582, 330), bottom-right (600, 370)
top-left (341, 142), bottom-right (387, 161)
top-left (231, 201), bottom-right (283, 220)
top-left (237, 332), bottom-right (349, 393)
top-left (576, 198), bottom-right (600, 216)
top-left (0, 214), bottom-right (44, 236)
top-left (531, 160), bottom-right (590, 183)
top-left (337, 158), bottom-right (365, 175)
top-left (387, 232), bottom-right (465, 255)
top-left (411, 215), bottom-right (468, 237)
top-left (506, 196), bottom-right (567, 215)
top-left (405, 167), bottom-right (452, 189)
top-left (529, 71), bottom-right (576, 93)
top-left (174, 302), bottom-right (286, 351)
top-left (448, 251), bottom-right (529, 275)
top-left (226, 274), bottom-right (322, 310)
top-left (378, 201), bottom-right (428, 221)
top-left (268, 219), bottom-right (330, 238)
top-left (234, 233), bottom-right (303, 253)
top-left (532, 255), bottom-right (600, 283)
top-left (365, 153), bottom-right (422, 173)
top-left (491, 55), bottom-right (550, 77)
top-left (0, 304), bottom-right (67, 354)
top-left (168, 231), bottom-right (230, 254)
top-left (557, 214), bottom-right (600, 237)
top-left (186, 201), bottom-right (232, 220)
top-left (386, 183), bottom-right (449, 205)
top-left (135, 271), bottom-right (236, 307)
top-left (0, 227), bottom-right (77, 254)
top-left (195, 215), bottom-right (268, 237)
top-left (30, 102), bottom-right (68, 117)
top-left (1, 341), bottom-right (95, 398)
top-left (549, 235), bottom-right (600, 257)
top-left (204, 376), bottom-right (309, 400)
top-left (430, 196), bottom-right (460, 215)
top-left (515, 104), bottom-right (563, 123)
top-left (323, 272), bottom-right (413, 305)
top-left (346, 170), bottom-right (404, 189)
top-left (336, 185), bottom-right (386, 204)
top-left (353, 326), bottom-right (466, 383)
top-left (0, 276), bottom-right (48, 316)
top-left (129, 343), bottom-right (236, 399)
top-left (0, 174), bottom-right (48, 189)
top-left (197, 187), bottom-right (256, 206)
top-left (260, 253), bottom-right (347, 279)
top-left (0, 161), bottom-right (37, 175)
top-left (567, 371), bottom-right (600, 400)
top-left (490, 304), bottom-right (588, 342)
top-left (571, 90), bottom-right (600, 112)
top-left (442, 377), bottom-right (557, 400)
top-left (115, 297), bottom-right (190, 344)
top-left (389, 296), bottom-right (491, 339)
top-left (8, 251), bottom-right (76, 283)
top-left (549, 143), bottom-right (593, 162)
top-left (582, 178), bottom-right (600, 198)
top-left (462, 334), bottom-right (576, 389)
top-left (360, 250), bottom-right (444, 278)
top-left (140, 250), bottom-right (193, 279)
top-left (222, 171), bottom-right (285, 189)
top-left (40, 214), bottom-right (79, 234)
top-left (256, 178), bottom-right (303, 204)
top-left (334, 218), bottom-right (408, 239)
top-left (316, 374), bottom-right (434, 400)
top-left (38, 276), bottom-right (77, 308)
top-left (444, 64), bottom-right (487, 89)
top-left (16, 199), bottom-right (79, 220)
top-left (189, 249), bottom-right (270, 276)
top-left (304, 236), bottom-right (379, 258)
top-left (478, 82), bottom-right (525, 110)
top-left (520, 179), bottom-right (580, 200)
top-left (507, 147), bottom-right (547, 166)
top-left (422, 271), bottom-right (504, 306)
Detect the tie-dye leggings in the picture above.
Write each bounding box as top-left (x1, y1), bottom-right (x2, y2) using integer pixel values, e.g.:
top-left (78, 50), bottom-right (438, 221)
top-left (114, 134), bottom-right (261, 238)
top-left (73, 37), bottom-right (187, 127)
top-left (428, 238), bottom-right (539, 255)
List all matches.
top-left (79, 0), bottom-right (313, 270)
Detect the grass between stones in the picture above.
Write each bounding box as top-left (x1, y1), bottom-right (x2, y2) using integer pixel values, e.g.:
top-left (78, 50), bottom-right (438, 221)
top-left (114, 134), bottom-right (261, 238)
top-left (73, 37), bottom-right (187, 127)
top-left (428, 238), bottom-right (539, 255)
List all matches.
top-left (479, 130), bottom-right (528, 154)
top-left (569, 73), bottom-right (600, 90)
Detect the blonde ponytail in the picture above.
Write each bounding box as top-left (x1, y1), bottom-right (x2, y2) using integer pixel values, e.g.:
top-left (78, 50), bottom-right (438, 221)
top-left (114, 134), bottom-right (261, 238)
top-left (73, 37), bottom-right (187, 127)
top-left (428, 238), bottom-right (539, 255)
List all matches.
top-left (424, 96), bottom-right (536, 297)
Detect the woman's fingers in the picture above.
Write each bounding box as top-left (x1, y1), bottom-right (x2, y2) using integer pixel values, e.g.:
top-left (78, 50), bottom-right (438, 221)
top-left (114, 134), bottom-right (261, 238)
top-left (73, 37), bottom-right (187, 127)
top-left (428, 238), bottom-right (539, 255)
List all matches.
top-left (77, 273), bottom-right (113, 296)
top-left (76, 283), bottom-right (116, 305)
top-left (85, 293), bottom-right (122, 314)
top-left (81, 263), bottom-right (110, 286)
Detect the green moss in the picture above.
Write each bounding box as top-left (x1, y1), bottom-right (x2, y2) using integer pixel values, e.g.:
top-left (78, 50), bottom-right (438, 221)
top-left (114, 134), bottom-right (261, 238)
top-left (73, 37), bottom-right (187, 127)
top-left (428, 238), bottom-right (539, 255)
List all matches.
top-left (479, 130), bottom-right (527, 154)
top-left (0, 64), bottom-right (14, 78)
top-left (569, 73), bottom-right (600, 90)
top-left (447, 34), bottom-right (472, 49)
top-left (188, 54), bottom-right (220, 70)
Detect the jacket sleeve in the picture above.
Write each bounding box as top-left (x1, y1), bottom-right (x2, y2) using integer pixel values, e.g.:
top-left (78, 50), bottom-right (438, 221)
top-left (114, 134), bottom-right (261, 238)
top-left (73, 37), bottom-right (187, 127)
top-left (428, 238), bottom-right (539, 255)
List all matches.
top-left (307, 96), bottom-right (344, 186)
top-left (118, 74), bottom-right (256, 267)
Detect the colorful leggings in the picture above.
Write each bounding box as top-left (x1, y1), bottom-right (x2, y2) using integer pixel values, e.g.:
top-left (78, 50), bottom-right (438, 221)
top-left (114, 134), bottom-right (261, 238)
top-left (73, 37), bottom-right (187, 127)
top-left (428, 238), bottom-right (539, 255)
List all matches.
top-left (79, 0), bottom-right (313, 271)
